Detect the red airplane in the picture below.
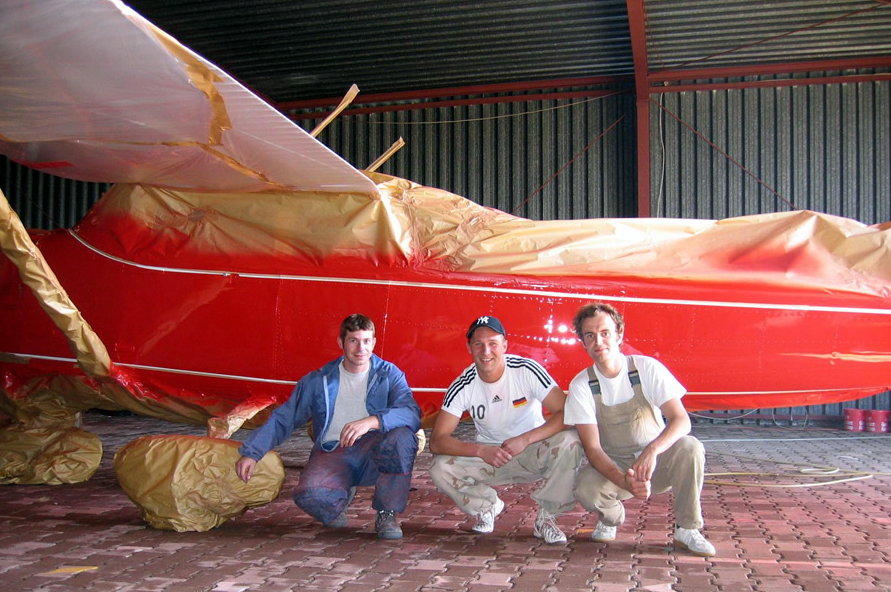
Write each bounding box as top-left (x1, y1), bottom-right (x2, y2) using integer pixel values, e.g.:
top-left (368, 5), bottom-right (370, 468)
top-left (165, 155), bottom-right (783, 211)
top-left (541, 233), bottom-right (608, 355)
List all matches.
top-left (2, 0), bottom-right (889, 437)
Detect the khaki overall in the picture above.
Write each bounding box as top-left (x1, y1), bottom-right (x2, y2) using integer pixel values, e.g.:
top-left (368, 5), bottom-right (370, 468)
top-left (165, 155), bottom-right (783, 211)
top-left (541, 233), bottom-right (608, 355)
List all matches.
top-left (573, 358), bottom-right (705, 529)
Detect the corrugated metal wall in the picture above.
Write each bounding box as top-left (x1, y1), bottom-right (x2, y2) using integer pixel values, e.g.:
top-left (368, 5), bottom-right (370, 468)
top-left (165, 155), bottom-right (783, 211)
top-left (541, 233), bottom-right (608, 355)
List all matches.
top-left (1, 156), bottom-right (110, 229)
top-left (650, 78), bottom-right (891, 225)
top-left (299, 92), bottom-right (638, 221)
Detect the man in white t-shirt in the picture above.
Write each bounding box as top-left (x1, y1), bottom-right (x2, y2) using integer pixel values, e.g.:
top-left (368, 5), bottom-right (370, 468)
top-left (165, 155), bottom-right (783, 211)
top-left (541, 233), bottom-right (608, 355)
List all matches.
top-left (564, 302), bottom-right (715, 556)
top-left (429, 316), bottom-right (584, 544)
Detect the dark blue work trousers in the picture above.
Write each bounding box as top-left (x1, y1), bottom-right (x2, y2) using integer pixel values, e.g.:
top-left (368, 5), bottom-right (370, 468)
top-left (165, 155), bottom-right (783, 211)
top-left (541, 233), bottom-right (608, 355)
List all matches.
top-left (293, 427), bottom-right (418, 525)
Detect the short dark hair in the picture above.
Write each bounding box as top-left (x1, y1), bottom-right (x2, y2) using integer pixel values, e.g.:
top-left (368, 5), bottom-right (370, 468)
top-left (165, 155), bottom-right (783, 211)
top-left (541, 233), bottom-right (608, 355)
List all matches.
top-left (572, 302), bottom-right (625, 339)
top-left (340, 313), bottom-right (375, 340)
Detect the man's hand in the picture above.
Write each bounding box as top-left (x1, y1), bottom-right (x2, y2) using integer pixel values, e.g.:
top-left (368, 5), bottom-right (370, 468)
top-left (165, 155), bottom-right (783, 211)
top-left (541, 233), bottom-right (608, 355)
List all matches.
top-left (236, 456), bottom-right (257, 483)
top-left (339, 416), bottom-right (380, 448)
top-left (631, 446), bottom-right (658, 481)
top-left (500, 434), bottom-right (529, 457)
top-left (623, 468), bottom-right (651, 499)
top-left (479, 444), bottom-right (513, 468)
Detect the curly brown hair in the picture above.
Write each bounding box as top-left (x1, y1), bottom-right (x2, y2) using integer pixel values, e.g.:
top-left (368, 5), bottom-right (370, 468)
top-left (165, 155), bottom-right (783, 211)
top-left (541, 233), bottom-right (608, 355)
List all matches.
top-left (571, 303), bottom-right (625, 339)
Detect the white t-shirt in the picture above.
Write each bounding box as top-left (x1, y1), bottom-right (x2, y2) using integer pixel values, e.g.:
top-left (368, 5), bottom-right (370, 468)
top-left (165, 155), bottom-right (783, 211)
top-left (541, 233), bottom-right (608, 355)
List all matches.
top-left (322, 363), bottom-right (369, 444)
top-left (564, 355), bottom-right (685, 428)
top-left (441, 354), bottom-right (557, 445)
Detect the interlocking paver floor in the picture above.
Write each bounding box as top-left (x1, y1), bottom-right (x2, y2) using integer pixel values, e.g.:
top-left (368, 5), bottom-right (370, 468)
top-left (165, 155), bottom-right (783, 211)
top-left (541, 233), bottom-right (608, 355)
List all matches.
top-left (1, 412), bottom-right (890, 591)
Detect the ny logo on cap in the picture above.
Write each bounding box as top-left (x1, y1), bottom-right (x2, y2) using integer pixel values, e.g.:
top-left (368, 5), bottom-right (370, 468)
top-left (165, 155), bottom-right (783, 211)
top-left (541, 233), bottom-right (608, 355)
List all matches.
top-left (476, 316), bottom-right (490, 324)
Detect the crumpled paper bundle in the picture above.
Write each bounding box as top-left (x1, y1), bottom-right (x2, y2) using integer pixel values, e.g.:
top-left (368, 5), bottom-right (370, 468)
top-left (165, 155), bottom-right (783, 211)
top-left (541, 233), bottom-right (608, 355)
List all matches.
top-left (0, 425), bottom-right (102, 485)
top-left (114, 435), bottom-right (283, 532)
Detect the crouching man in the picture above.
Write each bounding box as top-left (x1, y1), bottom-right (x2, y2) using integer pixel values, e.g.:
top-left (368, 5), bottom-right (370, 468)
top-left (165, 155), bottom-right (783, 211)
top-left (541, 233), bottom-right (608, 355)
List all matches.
top-left (429, 315), bottom-right (584, 544)
top-left (235, 313), bottom-right (420, 539)
top-left (565, 303), bottom-right (715, 556)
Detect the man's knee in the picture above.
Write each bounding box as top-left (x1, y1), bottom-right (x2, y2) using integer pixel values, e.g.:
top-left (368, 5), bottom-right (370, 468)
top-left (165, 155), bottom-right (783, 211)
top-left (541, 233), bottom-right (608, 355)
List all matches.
top-left (428, 454), bottom-right (451, 489)
top-left (376, 427), bottom-right (419, 473)
top-left (547, 428), bottom-right (582, 451)
top-left (673, 435), bottom-right (705, 465)
top-left (293, 486), bottom-right (348, 524)
top-left (545, 429), bottom-right (584, 465)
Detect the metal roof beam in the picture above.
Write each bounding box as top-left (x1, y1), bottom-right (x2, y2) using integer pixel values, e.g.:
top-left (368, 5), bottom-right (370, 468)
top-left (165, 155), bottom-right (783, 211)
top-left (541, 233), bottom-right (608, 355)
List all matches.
top-left (276, 76), bottom-right (633, 111)
top-left (655, 72), bottom-right (891, 94)
top-left (649, 56), bottom-right (891, 86)
top-left (626, 0), bottom-right (651, 217)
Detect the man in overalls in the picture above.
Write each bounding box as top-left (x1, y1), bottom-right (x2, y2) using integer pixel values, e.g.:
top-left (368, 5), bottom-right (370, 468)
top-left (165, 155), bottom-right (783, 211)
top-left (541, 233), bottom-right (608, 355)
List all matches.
top-left (564, 303), bottom-right (715, 557)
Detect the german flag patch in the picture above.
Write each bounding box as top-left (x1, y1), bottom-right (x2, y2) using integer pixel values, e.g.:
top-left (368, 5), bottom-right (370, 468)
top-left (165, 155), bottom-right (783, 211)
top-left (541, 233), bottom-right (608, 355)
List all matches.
top-left (512, 397), bottom-right (528, 408)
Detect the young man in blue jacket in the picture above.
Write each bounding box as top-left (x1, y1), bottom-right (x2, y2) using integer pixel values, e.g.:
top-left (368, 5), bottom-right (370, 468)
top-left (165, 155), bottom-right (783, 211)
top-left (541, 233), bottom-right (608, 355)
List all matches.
top-left (235, 313), bottom-right (421, 539)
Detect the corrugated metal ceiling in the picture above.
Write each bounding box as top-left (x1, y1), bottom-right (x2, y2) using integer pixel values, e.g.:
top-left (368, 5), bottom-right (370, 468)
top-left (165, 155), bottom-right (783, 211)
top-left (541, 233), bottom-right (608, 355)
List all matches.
top-left (125, 0), bottom-right (634, 102)
top-left (644, 0), bottom-right (891, 73)
top-left (124, 0), bottom-right (891, 106)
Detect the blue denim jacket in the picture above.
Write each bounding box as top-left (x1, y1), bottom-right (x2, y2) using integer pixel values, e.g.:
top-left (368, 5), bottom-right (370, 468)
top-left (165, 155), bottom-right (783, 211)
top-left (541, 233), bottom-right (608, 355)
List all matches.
top-left (238, 354), bottom-right (420, 458)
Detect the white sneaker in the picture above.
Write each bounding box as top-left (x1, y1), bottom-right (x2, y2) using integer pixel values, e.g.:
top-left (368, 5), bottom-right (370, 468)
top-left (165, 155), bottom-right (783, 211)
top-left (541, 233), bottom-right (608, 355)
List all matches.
top-left (533, 508), bottom-right (567, 544)
top-left (591, 522), bottom-right (617, 542)
top-left (674, 527), bottom-right (716, 557)
top-left (472, 497), bottom-right (505, 534)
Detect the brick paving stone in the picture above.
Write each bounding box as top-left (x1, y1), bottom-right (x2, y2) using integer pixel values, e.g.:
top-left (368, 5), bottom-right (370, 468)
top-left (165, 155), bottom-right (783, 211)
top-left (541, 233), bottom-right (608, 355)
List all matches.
top-left (775, 550), bottom-right (814, 562)
top-left (587, 583), bottom-right (637, 592)
top-left (551, 573), bottom-right (597, 589)
top-left (846, 580), bottom-right (891, 592)
top-left (791, 576), bottom-right (848, 592)
top-left (595, 568), bottom-right (634, 584)
top-left (754, 575), bottom-right (804, 590)
top-left (441, 565), bottom-right (484, 579)
top-left (869, 570), bottom-right (891, 588)
top-left (745, 560), bottom-right (791, 578)
top-left (388, 580), bottom-right (442, 592)
top-left (710, 568), bottom-right (755, 586)
top-left (511, 570), bottom-right (554, 590)
top-left (638, 566), bottom-right (674, 581)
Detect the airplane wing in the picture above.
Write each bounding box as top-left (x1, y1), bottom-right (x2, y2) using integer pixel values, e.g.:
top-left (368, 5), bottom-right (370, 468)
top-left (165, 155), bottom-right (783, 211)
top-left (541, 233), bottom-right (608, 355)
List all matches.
top-left (0, 0), bottom-right (378, 196)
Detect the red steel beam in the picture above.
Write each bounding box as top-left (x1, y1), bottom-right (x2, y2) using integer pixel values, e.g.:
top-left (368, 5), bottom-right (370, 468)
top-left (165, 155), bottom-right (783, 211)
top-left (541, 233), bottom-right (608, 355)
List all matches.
top-left (276, 76), bottom-right (632, 111)
top-left (285, 89), bottom-right (631, 121)
top-left (655, 72), bottom-right (891, 94)
top-left (649, 56), bottom-right (891, 84)
top-left (626, 0), bottom-right (652, 218)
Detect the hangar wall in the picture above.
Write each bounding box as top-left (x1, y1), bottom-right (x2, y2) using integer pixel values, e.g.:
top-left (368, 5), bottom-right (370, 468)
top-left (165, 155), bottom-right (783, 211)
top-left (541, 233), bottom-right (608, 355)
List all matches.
top-left (1, 80), bottom-right (889, 424)
top-left (650, 79), bottom-right (890, 224)
top-left (302, 90), bottom-right (639, 221)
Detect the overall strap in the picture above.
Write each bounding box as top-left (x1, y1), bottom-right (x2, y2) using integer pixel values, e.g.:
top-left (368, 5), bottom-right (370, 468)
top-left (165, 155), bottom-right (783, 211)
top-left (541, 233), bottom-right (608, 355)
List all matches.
top-left (586, 366), bottom-right (601, 395)
top-left (587, 356), bottom-right (642, 396)
top-left (627, 357), bottom-right (643, 394)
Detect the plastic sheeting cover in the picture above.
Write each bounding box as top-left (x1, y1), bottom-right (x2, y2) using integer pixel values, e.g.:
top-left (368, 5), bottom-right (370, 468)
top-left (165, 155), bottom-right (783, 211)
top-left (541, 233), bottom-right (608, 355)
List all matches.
top-left (114, 435), bottom-right (284, 532)
top-left (0, 425), bottom-right (102, 485)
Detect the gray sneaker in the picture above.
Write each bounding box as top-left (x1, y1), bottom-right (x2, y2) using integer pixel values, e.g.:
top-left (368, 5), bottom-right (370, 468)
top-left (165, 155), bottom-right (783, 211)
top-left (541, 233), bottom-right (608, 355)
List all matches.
top-left (533, 508), bottom-right (567, 544)
top-left (472, 497), bottom-right (505, 534)
top-left (327, 487), bottom-right (356, 528)
top-left (375, 510), bottom-right (403, 540)
top-left (674, 527), bottom-right (716, 557)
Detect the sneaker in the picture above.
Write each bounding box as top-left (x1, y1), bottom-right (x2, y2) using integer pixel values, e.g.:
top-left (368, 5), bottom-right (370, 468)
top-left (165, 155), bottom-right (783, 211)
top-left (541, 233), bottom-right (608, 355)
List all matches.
top-left (591, 522), bottom-right (617, 542)
top-left (327, 487), bottom-right (356, 528)
top-left (375, 510), bottom-right (403, 540)
top-left (674, 527), bottom-right (716, 557)
top-left (471, 497), bottom-right (505, 534)
top-left (533, 508), bottom-right (567, 544)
